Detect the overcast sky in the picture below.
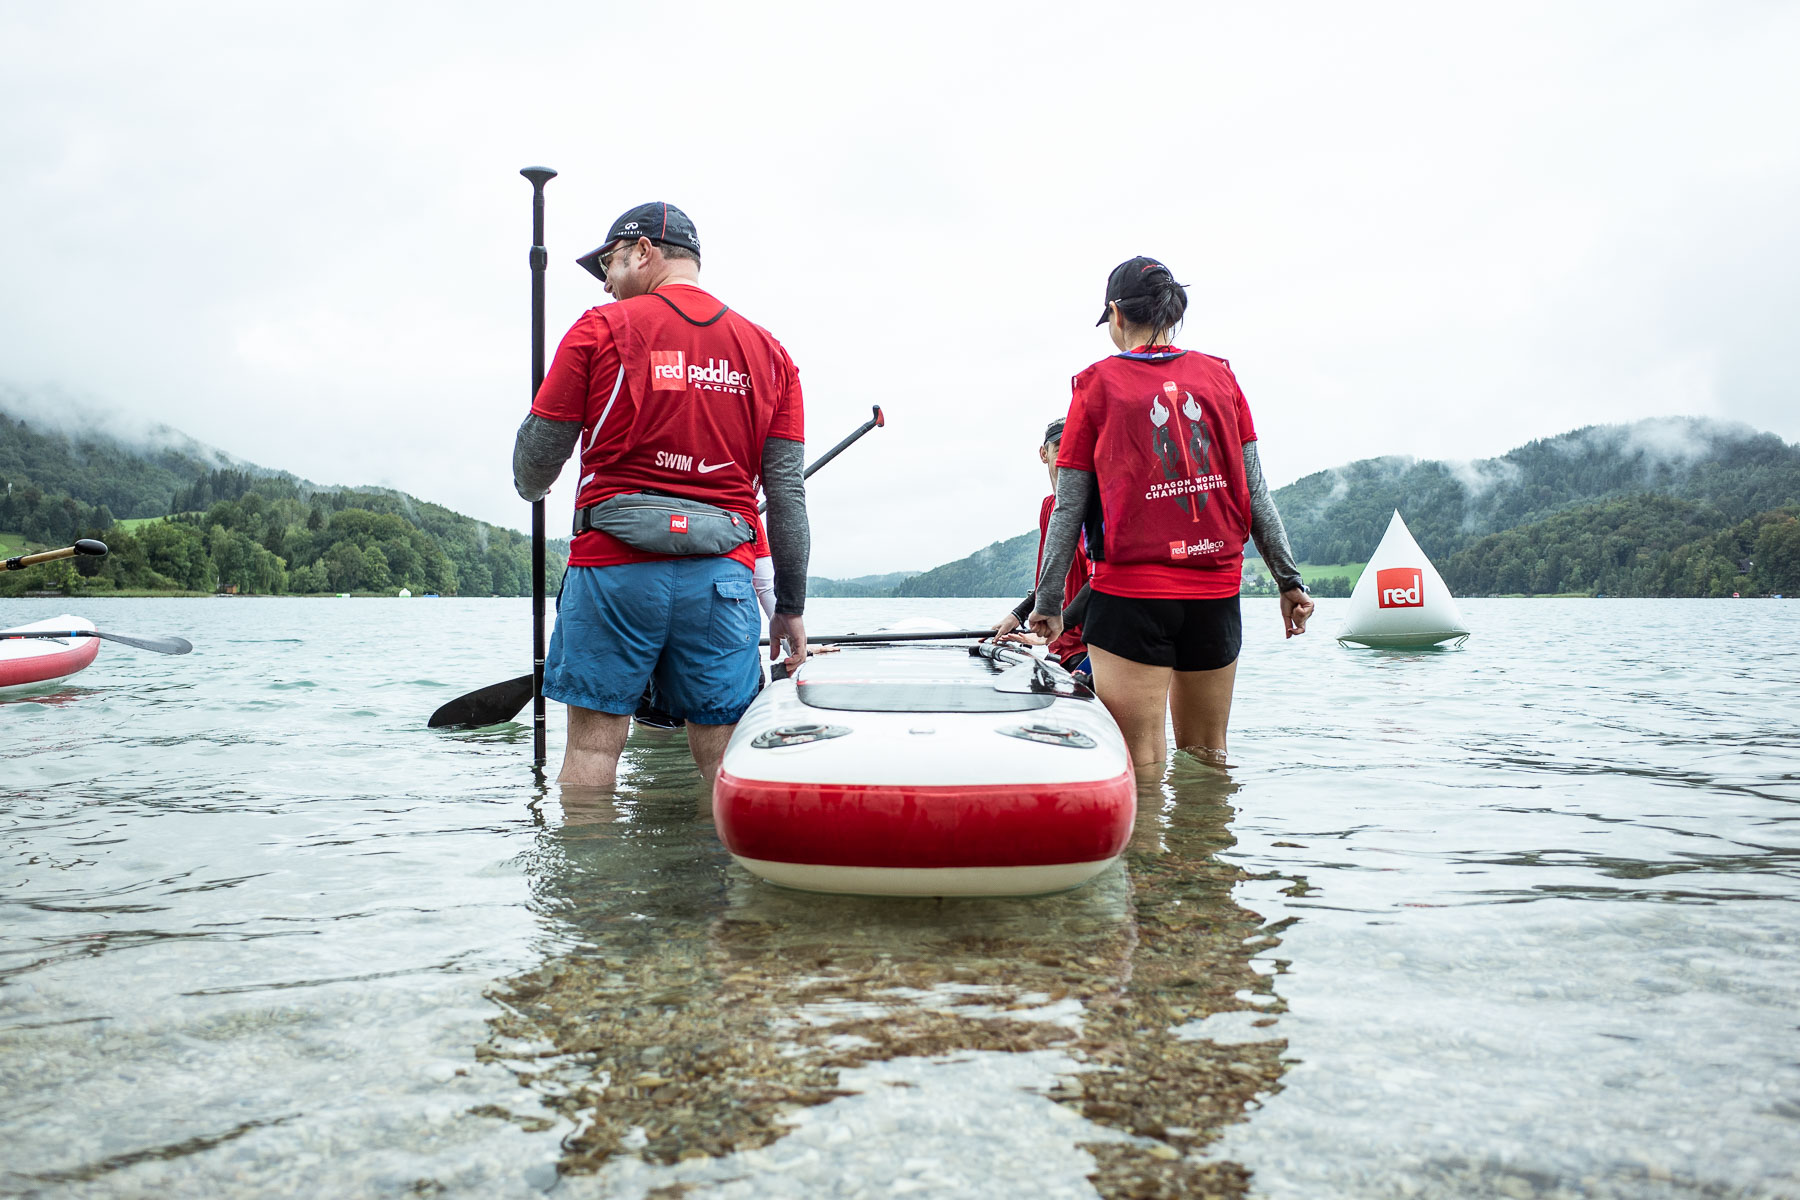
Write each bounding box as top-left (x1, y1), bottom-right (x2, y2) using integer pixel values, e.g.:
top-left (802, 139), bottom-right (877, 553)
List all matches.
top-left (3, 1), bottom-right (1795, 577)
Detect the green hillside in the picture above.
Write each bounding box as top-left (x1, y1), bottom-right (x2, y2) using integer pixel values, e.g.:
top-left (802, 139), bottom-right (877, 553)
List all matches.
top-left (13, 401), bottom-right (1795, 601)
top-left (0, 409), bottom-right (564, 598)
top-left (808, 571), bottom-right (923, 598)
top-left (0, 409), bottom-right (238, 520)
top-left (1270, 418), bottom-right (1800, 565)
top-left (890, 531), bottom-right (1038, 600)
top-left (1446, 497), bottom-right (1799, 597)
top-left (831, 418), bottom-right (1800, 600)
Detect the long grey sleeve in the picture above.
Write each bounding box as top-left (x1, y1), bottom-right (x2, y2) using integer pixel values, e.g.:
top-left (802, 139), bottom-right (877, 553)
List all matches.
top-left (761, 436), bottom-right (810, 614)
top-left (512, 414), bottom-right (582, 502)
top-left (1032, 467), bottom-right (1092, 618)
top-left (1244, 442), bottom-right (1303, 592)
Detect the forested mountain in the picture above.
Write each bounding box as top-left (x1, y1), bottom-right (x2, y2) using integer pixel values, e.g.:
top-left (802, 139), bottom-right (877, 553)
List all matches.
top-left (1445, 499), bottom-right (1798, 597)
top-left (12, 403), bottom-right (1795, 600)
top-left (1269, 418), bottom-right (1800, 565)
top-left (890, 532), bottom-right (1037, 600)
top-left (807, 571), bottom-right (924, 598)
top-left (0, 409), bottom-right (240, 521)
top-left (1, 408), bottom-right (563, 598)
top-left (811, 418), bottom-right (1800, 599)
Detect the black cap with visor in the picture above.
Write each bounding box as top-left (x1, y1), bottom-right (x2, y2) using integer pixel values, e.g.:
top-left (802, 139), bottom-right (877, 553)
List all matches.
top-left (1096, 256), bottom-right (1174, 325)
top-left (576, 202), bottom-right (702, 283)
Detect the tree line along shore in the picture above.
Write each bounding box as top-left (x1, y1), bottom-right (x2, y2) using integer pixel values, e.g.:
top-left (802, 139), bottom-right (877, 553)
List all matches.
top-left (1, 464), bottom-right (564, 600)
top-left (3, 409), bottom-right (1797, 600)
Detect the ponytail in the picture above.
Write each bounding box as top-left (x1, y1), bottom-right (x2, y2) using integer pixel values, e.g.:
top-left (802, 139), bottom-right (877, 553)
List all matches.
top-left (1115, 269), bottom-right (1187, 344)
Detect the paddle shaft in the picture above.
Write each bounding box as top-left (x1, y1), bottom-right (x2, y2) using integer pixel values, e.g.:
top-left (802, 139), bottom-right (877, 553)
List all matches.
top-left (521, 167), bottom-right (556, 768)
top-left (760, 405), bottom-right (884, 513)
top-left (758, 628), bottom-right (994, 646)
top-left (3, 539), bottom-right (108, 572)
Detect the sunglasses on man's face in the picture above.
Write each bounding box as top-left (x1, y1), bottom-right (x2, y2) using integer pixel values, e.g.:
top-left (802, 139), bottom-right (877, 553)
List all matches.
top-left (597, 241), bottom-right (632, 280)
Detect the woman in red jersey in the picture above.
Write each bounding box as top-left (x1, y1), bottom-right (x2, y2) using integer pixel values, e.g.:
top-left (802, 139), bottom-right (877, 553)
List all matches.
top-left (1029, 257), bottom-right (1312, 772)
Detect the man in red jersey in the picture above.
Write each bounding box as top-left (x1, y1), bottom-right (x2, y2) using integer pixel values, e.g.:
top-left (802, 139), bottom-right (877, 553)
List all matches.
top-left (513, 202), bottom-right (808, 789)
top-left (990, 417), bottom-right (1091, 675)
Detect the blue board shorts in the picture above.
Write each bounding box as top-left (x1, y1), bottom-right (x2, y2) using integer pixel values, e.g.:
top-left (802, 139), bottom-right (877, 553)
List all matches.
top-left (544, 558), bottom-right (762, 726)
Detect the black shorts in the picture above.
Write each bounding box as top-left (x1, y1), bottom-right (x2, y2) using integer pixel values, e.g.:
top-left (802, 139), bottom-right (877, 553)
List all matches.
top-left (1082, 591), bottom-right (1242, 672)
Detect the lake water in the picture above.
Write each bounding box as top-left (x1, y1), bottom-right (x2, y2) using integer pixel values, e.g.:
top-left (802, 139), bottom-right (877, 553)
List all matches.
top-left (2, 596), bottom-right (1797, 1199)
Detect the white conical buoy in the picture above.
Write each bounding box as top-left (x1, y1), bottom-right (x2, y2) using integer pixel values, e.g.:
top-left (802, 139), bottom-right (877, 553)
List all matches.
top-left (1337, 511), bottom-right (1469, 648)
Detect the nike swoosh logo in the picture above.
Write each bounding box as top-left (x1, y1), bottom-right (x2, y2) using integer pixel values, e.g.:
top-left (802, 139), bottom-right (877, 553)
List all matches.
top-left (696, 460), bottom-right (734, 473)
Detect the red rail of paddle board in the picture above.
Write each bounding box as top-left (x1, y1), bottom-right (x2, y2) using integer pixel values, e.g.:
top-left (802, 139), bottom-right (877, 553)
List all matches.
top-left (0, 637), bottom-right (99, 689)
top-left (713, 770), bottom-right (1135, 869)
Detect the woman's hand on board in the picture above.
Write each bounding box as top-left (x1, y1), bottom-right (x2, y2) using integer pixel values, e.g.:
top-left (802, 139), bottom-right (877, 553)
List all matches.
top-left (1280, 587), bottom-right (1313, 638)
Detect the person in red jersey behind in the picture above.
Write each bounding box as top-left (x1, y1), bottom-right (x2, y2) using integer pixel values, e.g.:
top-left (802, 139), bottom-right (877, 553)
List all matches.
top-left (990, 417), bottom-right (1091, 677)
top-left (1030, 257), bottom-right (1311, 774)
top-left (513, 202), bottom-right (809, 789)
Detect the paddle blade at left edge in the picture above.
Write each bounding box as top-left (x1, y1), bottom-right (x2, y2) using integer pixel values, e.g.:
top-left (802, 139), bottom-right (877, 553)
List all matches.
top-left (429, 673), bottom-right (535, 729)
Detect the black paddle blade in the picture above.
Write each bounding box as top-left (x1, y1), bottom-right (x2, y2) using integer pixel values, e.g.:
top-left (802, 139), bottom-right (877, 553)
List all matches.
top-left (429, 673), bottom-right (534, 729)
top-left (96, 631), bottom-right (190, 654)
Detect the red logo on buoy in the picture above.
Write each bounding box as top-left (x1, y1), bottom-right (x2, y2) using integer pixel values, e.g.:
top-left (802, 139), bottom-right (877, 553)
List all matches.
top-left (669, 514), bottom-right (688, 534)
top-left (1377, 567), bottom-right (1423, 608)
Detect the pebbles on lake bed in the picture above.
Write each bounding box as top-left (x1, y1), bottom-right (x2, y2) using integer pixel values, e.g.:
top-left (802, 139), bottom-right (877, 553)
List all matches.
top-left (481, 764), bottom-right (1289, 1197)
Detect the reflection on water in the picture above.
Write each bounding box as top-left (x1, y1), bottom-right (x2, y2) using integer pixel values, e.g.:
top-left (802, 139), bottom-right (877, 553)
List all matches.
top-left (485, 737), bottom-right (1287, 1197)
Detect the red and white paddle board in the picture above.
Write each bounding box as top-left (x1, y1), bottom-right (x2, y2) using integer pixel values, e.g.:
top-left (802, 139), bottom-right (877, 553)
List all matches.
top-left (0, 615), bottom-right (101, 694)
top-left (714, 640), bottom-right (1135, 897)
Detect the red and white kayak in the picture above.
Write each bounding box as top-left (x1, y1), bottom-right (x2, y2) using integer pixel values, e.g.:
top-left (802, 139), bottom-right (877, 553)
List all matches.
top-left (714, 639), bottom-right (1135, 897)
top-left (0, 615), bottom-right (101, 694)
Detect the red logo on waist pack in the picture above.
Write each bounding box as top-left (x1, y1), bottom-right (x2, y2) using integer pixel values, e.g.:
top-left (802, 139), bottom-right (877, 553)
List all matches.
top-left (1169, 540), bottom-right (1188, 559)
top-left (1376, 567), bottom-right (1423, 608)
top-left (650, 350), bottom-right (686, 391)
top-left (669, 514), bottom-right (688, 534)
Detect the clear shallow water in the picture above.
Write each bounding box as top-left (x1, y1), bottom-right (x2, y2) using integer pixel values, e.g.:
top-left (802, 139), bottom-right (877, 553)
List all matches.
top-left (2, 596), bottom-right (1796, 1199)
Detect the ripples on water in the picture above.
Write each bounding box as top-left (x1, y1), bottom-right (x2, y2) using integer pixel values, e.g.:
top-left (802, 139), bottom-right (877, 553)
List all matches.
top-left (2, 597), bottom-right (1796, 1198)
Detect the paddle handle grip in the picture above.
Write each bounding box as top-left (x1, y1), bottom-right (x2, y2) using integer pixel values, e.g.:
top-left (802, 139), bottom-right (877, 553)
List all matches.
top-left (759, 406), bottom-right (886, 514)
top-left (804, 405), bottom-right (884, 480)
top-left (3, 539), bottom-right (108, 572)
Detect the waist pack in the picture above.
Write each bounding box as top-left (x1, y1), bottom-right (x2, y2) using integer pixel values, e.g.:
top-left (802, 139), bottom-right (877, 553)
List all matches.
top-left (574, 492), bottom-right (755, 557)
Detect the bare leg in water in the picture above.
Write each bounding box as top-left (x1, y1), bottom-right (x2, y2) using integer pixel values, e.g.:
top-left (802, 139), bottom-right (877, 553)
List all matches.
top-left (685, 722), bottom-right (735, 787)
top-left (562, 708), bottom-right (736, 790)
top-left (1088, 646), bottom-right (1237, 772)
top-left (560, 707), bottom-right (632, 788)
top-left (1169, 660), bottom-right (1237, 767)
top-left (1087, 645), bottom-right (1172, 775)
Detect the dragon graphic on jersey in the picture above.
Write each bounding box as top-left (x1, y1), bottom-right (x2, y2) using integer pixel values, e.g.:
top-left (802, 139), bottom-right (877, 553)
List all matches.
top-left (1148, 381), bottom-right (1212, 521)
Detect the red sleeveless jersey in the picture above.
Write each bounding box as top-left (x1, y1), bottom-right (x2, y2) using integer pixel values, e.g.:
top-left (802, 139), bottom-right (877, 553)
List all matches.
top-left (532, 284), bottom-right (803, 568)
top-left (1055, 348), bottom-right (1256, 599)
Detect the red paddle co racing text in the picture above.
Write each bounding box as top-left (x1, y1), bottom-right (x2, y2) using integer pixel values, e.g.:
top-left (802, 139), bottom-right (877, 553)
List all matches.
top-left (649, 350), bottom-right (752, 396)
top-left (1168, 538), bottom-right (1226, 560)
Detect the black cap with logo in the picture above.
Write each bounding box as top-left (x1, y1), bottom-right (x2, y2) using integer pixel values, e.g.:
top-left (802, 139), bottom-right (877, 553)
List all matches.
top-left (576, 202), bottom-right (702, 283)
top-left (1096, 256), bottom-right (1173, 326)
top-left (1043, 417), bottom-right (1066, 446)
